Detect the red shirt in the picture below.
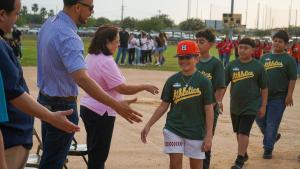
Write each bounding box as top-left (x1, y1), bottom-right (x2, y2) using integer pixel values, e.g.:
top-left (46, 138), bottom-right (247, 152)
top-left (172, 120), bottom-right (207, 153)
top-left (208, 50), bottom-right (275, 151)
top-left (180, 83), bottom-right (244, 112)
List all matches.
top-left (216, 41), bottom-right (225, 55)
top-left (253, 45), bottom-right (263, 59)
top-left (263, 44), bottom-right (272, 54)
top-left (291, 44), bottom-right (300, 61)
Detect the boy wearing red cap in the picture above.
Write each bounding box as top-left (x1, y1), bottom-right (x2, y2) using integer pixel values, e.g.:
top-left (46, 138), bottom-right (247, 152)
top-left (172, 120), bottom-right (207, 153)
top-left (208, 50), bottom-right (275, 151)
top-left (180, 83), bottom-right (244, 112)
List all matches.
top-left (141, 40), bottom-right (214, 169)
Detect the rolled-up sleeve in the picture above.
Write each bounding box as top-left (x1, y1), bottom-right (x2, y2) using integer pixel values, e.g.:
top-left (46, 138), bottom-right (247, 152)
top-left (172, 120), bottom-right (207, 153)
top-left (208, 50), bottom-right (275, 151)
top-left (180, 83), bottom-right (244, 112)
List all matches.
top-left (57, 37), bottom-right (87, 73)
top-left (0, 43), bottom-right (25, 100)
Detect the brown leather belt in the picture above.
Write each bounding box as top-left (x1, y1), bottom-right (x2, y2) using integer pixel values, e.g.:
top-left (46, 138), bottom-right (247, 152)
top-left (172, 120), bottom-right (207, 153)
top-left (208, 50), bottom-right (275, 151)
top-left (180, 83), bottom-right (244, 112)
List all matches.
top-left (40, 91), bottom-right (77, 102)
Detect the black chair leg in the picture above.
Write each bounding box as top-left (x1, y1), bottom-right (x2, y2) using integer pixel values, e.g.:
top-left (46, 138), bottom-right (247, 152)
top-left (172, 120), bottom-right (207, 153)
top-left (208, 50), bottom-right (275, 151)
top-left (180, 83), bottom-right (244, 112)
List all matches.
top-left (82, 155), bottom-right (88, 165)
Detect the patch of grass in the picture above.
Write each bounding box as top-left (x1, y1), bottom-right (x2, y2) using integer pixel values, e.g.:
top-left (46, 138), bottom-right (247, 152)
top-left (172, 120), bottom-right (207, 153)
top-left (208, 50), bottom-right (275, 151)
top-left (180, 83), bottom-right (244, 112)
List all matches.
top-left (20, 35), bottom-right (235, 71)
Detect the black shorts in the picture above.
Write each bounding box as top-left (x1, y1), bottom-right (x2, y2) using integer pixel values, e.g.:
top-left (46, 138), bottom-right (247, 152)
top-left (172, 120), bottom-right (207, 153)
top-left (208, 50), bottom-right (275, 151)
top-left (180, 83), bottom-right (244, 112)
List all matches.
top-left (231, 114), bottom-right (256, 136)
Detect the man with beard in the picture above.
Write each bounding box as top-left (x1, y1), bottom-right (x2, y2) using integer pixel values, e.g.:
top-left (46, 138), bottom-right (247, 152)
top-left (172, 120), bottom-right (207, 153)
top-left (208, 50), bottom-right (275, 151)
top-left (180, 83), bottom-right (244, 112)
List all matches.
top-left (37, 0), bottom-right (143, 168)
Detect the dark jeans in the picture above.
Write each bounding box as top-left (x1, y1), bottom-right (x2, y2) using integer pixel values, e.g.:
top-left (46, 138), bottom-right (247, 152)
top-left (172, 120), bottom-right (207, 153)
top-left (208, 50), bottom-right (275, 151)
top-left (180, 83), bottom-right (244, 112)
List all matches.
top-left (223, 53), bottom-right (230, 67)
top-left (115, 47), bottom-right (128, 64)
top-left (128, 48), bottom-right (135, 64)
top-left (256, 97), bottom-right (286, 151)
top-left (37, 92), bottom-right (78, 169)
top-left (80, 106), bottom-right (115, 169)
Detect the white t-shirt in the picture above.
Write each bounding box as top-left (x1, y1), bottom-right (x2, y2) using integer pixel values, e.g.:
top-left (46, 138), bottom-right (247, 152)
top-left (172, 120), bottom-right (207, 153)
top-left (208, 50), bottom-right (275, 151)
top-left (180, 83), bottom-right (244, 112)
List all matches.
top-left (128, 37), bottom-right (136, 49)
top-left (141, 37), bottom-right (148, 51)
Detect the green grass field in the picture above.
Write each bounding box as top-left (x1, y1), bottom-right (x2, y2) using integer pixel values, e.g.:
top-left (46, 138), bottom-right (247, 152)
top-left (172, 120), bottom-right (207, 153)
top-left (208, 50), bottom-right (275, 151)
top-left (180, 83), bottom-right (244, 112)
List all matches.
top-left (20, 35), bottom-right (234, 72)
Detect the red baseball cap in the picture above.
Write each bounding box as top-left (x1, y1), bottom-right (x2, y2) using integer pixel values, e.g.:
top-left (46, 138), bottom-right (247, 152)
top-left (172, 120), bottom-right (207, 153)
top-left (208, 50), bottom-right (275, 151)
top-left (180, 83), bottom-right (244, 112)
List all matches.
top-left (177, 40), bottom-right (200, 56)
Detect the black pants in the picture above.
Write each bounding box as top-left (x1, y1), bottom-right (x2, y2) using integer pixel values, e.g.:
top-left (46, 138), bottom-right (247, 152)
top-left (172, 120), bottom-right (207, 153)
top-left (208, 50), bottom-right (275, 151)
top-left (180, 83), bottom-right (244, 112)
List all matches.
top-left (80, 106), bottom-right (116, 169)
top-left (146, 50), bottom-right (152, 63)
top-left (128, 48), bottom-right (135, 64)
top-left (141, 50), bottom-right (148, 64)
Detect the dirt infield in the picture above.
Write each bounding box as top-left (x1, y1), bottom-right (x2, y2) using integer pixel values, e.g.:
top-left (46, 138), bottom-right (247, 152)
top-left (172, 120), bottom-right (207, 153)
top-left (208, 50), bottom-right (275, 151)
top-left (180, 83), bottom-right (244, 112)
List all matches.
top-left (23, 67), bottom-right (300, 169)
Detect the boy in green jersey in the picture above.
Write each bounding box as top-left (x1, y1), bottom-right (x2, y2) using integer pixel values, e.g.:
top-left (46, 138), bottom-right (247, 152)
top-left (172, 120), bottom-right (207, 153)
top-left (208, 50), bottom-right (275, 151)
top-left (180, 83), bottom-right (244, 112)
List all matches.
top-left (195, 29), bottom-right (226, 169)
top-left (223, 38), bottom-right (268, 169)
top-left (256, 30), bottom-right (297, 159)
top-left (141, 40), bottom-right (214, 169)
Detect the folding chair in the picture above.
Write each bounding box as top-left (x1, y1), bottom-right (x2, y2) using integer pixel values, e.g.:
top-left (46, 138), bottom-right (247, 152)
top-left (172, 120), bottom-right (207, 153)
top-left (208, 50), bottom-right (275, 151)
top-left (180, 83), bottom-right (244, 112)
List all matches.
top-left (25, 128), bottom-right (68, 169)
top-left (68, 138), bottom-right (88, 166)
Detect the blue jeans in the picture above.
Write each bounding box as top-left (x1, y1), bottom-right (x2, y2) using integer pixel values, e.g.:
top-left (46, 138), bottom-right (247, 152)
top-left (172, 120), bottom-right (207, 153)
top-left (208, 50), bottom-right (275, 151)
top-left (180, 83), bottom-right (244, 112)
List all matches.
top-left (219, 54), bottom-right (224, 65)
top-left (115, 47), bottom-right (128, 64)
top-left (255, 97), bottom-right (286, 151)
top-left (38, 93), bottom-right (78, 169)
top-left (297, 60), bottom-right (300, 77)
top-left (135, 48), bottom-right (141, 64)
top-left (223, 53), bottom-right (230, 67)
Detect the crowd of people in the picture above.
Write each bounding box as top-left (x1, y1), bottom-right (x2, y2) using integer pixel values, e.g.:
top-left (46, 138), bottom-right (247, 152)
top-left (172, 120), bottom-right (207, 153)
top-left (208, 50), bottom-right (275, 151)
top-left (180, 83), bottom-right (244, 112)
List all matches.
top-left (115, 29), bottom-right (168, 66)
top-left (216, 36), bottom-right (300, 78)
top-left (0, 1), bottom-right (299, 169)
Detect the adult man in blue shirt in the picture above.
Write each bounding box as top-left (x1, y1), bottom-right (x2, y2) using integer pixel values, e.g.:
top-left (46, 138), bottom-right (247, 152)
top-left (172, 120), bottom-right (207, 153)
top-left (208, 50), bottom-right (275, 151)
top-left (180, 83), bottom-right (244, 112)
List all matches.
top-left (0, 0), bottom-right (80, 169)
top-left (37, 0), bottom-right (143, 169)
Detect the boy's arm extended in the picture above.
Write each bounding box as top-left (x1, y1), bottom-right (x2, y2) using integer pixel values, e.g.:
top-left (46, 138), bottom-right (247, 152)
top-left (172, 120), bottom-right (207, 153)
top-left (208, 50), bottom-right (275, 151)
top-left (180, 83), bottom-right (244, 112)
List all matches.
top-left (285, 80), bottom-right (296, 106)
top-left (202, 104), bottom-right (214, 152)
top-left (141, 101), bottom-right (170, 143)
top-left (258, 88), bottom-right (268, 118)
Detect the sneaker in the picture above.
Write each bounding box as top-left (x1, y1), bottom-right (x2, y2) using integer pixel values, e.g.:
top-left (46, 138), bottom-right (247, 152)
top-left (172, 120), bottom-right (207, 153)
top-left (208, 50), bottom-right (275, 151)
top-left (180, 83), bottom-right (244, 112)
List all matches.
top-left (276, 133), bottom-right (281, 142)
top-left (231, 155), bottom-right (244, 169)
top-left (263, 149), bottom-right (273, 159)
top-left (231, 165), bottom-right (243, 169)
top-left (120, 63), bottom-right (125, 66)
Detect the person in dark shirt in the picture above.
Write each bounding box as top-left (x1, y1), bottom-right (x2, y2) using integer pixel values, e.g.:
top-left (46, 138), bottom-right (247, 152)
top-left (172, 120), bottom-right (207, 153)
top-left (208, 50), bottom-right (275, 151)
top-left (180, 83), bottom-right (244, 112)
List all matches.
top-left (0, 1), bottom-right (80, 168)
top-left (11, 25), bottom-right (22, 59)
top-left (115, 27), bottom-right (129, 65)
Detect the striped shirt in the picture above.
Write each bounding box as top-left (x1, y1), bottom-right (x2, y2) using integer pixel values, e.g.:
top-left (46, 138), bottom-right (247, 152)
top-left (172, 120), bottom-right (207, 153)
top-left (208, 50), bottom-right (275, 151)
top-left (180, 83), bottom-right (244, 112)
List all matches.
top-left (37, 11), bottom-right (86, 97)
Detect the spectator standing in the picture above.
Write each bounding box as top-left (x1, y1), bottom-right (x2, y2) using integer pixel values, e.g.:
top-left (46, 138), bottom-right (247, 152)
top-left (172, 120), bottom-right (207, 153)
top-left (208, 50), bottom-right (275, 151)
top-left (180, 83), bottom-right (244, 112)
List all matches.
top-left (115, 27), bottom-right (129, 65)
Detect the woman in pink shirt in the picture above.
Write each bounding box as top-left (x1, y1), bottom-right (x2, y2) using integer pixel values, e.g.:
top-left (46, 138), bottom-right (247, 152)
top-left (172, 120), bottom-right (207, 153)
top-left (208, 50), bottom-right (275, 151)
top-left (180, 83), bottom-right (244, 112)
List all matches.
top-left (80, 25), bottom-right (159, 169)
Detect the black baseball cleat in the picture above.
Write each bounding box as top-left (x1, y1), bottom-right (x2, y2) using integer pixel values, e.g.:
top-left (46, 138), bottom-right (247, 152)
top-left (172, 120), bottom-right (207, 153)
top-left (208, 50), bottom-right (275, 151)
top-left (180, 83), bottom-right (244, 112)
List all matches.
top-left (263, 149), bottom-right (273, 159)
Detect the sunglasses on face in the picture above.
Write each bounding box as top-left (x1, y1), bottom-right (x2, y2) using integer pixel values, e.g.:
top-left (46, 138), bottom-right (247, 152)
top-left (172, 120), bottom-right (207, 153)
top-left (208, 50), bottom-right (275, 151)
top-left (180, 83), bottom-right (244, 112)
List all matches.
top-left (78, 1), bottom-right (94, 12)
top-left (178, 55), bottom-right (195, 60)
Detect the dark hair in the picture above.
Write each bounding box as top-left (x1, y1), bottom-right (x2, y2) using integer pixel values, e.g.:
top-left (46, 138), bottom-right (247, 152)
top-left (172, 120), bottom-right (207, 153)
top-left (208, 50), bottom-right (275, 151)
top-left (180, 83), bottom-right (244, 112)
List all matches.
top-left (195, 29), bottom-right (216, 43)
top-left (0, 0), bottom-right (16, 14)
top-left (273, 30), bottom-right (289, 43)
top-left (88, 25), bottom-right (119, 55)
top-left (239, 37), bottom-right (255, 48)
top-left (63, 0), bottom-right (79, 6)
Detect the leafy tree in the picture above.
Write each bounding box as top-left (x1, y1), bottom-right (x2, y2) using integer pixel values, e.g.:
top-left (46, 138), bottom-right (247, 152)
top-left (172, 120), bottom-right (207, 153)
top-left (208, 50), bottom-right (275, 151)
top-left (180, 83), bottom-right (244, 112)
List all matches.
top-left (179, 18), bottom-right (205, 31)
top-left (96, 17), bottom-right (111, 26)
top-left (40, 7), bottom-right (48, 20)
top-left (120, 17), bottom-right (137, 29)
top-left (137, 17), bottom-right (166, 32)
top-left (32, 3), bottom-right (39, 14)
top-left (48, 9), bottom-right (55, 17)
top-left (21, 6), bottom-right (28, 15)
top-left (157, 14), bottom-right (174, 28)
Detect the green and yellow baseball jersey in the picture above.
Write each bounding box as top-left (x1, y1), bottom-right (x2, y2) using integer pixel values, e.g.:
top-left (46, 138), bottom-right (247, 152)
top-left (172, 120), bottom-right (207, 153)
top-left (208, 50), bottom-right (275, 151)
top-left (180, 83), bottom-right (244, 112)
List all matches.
top-left (161, 71), bottom-right (214, 140)
top-left (225, 59), bottom-right (268, 116)
top-left (261, 53), bottom-right (297, 99)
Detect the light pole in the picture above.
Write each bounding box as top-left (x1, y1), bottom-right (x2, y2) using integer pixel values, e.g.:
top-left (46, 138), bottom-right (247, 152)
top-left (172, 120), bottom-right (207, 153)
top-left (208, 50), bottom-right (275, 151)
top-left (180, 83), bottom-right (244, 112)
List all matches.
top-left (288, 0), bottom-right (293, 27)
top-left (229, 0), bottom-right (234, 40)
top-left (121, 0), bottom-right (125, 22)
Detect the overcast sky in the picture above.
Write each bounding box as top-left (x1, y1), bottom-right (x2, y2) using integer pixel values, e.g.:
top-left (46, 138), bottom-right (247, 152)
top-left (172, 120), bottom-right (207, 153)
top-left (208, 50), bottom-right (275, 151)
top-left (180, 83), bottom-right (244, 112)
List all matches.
top-left (21, 0), bottom-right (300, 29)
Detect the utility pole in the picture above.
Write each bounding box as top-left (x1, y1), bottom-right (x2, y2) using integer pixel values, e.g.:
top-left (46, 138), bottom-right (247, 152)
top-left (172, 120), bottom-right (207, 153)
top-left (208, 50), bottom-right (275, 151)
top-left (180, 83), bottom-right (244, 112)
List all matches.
top-left (257, 3), bottom-right (260, 29)
top-left (264, 5), bottom-right (268, 30)
top-left (196, 0), bottom-right (199, 18)
top-left (210, 3), bottom-right (212, 20)
top-left (121, 0), bottom-right (125, 21)
top-left (288, 0), bottom-right (292, 27)
top-left (187, 0), bottom-right (191, 19)
top-left (158, 9), bottom-right (161, 17)
top-left (245, 0), bottom-right (248, 27)
top-left (229, 0), bottom-right (234, 40)
top-left (296, 9), bottom-right (298, 27)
